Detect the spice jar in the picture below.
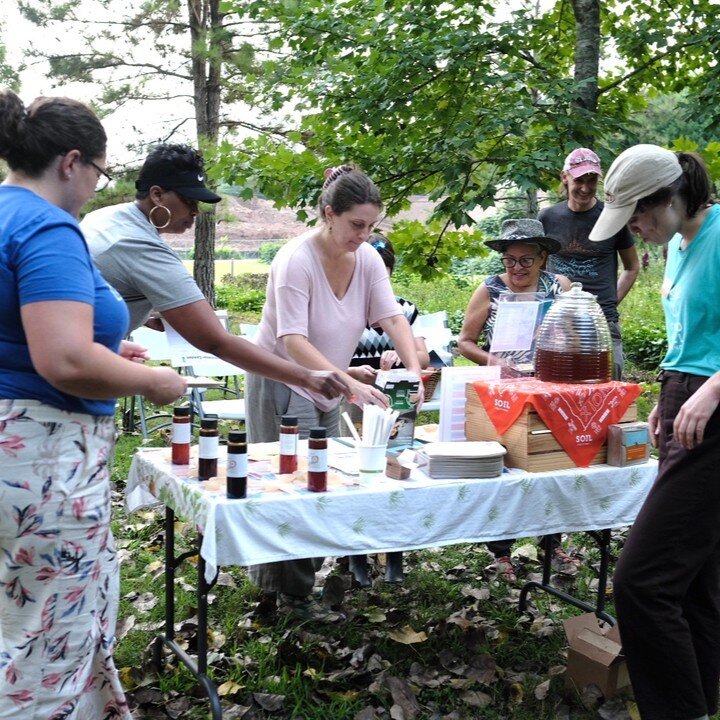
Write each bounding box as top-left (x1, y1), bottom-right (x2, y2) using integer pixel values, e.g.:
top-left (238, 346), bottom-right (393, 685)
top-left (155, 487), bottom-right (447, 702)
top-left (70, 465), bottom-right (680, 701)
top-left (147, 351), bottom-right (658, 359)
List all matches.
top-left (226, 429), bottom-right (248, 499)
top-left (534, 283), bottom-right (613, 383)
top-left (171, 405), bottom-right (191, 465)
top-left (307, 426), bottom-right (328, 492)
top-left (278, 415), bottom-right (299, 474)
top-left (198, 416), bottom-right (219, 481)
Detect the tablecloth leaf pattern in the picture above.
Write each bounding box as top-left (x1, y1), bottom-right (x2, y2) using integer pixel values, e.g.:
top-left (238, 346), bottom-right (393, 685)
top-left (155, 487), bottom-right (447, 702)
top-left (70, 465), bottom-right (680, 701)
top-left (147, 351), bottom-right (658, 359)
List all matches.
top-left (126, 446), bottom-right (658, 584)
top-left (353, 518), bottom-right (366, 534)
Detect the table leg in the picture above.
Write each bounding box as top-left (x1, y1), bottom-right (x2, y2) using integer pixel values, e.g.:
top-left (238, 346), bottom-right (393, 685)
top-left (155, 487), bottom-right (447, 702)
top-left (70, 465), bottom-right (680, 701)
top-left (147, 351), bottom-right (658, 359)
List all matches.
top-left (153, 506), bottom-right (223, 719)
top-left (518, 531), bottom-right (615, 625)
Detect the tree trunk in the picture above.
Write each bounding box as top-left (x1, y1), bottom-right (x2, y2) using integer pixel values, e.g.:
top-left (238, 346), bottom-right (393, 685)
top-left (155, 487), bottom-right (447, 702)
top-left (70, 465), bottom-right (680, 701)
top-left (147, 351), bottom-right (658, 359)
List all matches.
top-left (194, 211), bottom-right (217, 306)
top-left (188, 0), bottom-right (224, 303)
top-left (571, 0), bottom-right (600, 145)
top-left (526, 187), bottom-right (539, 218)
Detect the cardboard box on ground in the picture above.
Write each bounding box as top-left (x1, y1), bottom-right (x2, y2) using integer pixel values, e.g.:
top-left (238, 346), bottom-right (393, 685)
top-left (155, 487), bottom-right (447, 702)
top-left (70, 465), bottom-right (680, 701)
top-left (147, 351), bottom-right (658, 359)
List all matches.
top-left (563, 614), bottom-right (632, 699)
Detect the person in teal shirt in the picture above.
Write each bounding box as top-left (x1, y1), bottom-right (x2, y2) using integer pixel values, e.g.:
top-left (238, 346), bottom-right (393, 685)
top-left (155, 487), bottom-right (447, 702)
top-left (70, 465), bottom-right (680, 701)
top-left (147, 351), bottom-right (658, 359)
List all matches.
top-left (590, 144), bottom-right (719, 720)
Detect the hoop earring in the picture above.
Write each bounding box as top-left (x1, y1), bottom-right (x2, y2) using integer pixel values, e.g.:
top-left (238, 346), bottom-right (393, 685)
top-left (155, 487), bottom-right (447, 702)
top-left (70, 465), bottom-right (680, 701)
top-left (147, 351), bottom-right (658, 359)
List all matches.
top-left (149, 204), bottom-right (171, 229)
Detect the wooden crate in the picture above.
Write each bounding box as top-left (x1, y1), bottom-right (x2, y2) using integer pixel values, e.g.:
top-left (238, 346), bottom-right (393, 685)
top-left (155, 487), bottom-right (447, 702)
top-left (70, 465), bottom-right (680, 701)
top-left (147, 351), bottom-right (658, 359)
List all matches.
top-left (465, 385), bottom-right (638, 472)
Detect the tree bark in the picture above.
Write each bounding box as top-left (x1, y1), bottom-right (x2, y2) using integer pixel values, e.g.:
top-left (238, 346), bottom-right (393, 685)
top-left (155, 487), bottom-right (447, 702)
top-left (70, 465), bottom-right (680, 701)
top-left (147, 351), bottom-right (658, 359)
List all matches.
top-left (193, 211), bottom-right (217, 306)
top-left (188, 0), bottom-right (224, 304)
top-left (571, 0), bottom-right (601, 145)
top-left (526, 187), bottom-right (539, 218)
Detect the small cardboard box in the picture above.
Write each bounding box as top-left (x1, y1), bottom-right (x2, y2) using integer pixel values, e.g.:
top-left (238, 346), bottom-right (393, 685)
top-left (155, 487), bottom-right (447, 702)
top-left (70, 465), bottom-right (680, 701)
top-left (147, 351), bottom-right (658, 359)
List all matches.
top-left (375, 370), bottom-right (421, 447)
top-left (563, 614), bottom-right (631, 699)
top-left (606, 421), bottom-right (650, 466)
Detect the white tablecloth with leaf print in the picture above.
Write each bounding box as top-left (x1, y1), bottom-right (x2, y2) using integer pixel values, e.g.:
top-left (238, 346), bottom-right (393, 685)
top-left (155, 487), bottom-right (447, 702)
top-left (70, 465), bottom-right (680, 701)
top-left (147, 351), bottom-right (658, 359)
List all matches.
top-left (126, 441), bottom-right (657, 583)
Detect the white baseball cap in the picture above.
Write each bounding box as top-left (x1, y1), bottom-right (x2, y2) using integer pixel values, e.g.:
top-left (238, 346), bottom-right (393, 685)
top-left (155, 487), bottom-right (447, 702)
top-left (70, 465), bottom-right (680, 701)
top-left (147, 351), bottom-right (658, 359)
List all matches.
top-left (589, 144), bottom-right (682, 241)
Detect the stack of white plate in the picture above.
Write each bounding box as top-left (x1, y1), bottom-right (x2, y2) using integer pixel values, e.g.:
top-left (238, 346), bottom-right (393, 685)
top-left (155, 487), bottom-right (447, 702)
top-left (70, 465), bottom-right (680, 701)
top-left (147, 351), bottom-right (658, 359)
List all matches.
top-left (415, 441), bottom-right (506, 479)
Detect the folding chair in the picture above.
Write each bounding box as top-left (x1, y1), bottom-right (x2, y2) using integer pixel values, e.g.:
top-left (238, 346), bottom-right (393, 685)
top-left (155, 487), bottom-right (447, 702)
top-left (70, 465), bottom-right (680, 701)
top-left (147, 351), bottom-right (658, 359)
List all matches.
top-left (122, 326), bottom-right (176, 438)
top-left (414, 311), bottom-right (453, 413)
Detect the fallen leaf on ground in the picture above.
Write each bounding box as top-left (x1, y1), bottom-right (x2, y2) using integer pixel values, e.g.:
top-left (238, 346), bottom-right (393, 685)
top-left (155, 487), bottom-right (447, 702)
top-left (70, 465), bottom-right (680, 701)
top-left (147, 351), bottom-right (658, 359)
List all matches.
top-left (218, 680), bottom-right (244, 696)
top-left (385, 676), bottom-right (421, 720)
top-left (387, 626), bottom-right (428, 644)
top-left (253, 692), bottom-right (285, 711)
top-left (460, 689), bottom-right (492, 708)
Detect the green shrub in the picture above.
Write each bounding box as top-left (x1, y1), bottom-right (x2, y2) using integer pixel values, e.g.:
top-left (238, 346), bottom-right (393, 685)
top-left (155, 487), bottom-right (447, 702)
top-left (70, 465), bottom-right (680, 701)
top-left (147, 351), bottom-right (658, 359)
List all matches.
top-left (259, 242), bottom-right (284, 264)
top-left (450, 255), bottom-right (503, 288)
top-left (392, 273), bottom-right (472, 316)
top-left (216, 284), bottom-right (266, 312)
top-left (622, 320), bottom-right (667, 371)
top-left (220, 272), bottom-right (268, 291)
top-left (447, 308), bottom-right (465, 336)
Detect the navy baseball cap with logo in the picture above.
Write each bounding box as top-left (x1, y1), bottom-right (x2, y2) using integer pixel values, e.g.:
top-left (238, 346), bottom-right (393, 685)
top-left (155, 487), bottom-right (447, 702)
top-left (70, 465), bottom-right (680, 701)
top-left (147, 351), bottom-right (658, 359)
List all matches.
top-left (135, 160), bottom-right (222, 203)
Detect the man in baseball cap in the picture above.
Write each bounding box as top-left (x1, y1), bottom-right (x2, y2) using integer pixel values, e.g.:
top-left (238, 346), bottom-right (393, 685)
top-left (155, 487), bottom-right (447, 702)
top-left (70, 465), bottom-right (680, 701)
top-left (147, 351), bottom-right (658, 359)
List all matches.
top-left (562, 147), bottom-right (603, 178)
top-left (589, 144), bottom-right (683, 241)
top-left (538, 147), bottom-right (639, 380)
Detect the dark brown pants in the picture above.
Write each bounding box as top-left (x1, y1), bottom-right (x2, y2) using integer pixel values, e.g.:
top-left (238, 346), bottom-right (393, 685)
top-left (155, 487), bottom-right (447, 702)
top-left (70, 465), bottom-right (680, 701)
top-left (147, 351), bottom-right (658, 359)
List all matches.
top-left (614, 371), bottom-right (720, 720)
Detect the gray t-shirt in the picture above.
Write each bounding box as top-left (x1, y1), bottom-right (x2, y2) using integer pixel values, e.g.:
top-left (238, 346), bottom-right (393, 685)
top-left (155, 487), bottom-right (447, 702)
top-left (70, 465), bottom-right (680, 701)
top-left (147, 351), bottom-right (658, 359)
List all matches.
top-left (538, 200), bottom-right (635, 323)
top-left (81, 202), bottom-right (204, 332)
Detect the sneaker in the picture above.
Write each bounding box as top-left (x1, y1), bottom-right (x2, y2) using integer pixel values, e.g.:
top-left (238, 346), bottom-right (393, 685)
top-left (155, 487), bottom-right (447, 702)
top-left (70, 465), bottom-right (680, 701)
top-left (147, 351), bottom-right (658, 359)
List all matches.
top-left (486, 555), bottom-right (517, 583)
top-left (551, 548), bottom-right (581, 574)
top-left (277, 593), bottom-right (346, 623)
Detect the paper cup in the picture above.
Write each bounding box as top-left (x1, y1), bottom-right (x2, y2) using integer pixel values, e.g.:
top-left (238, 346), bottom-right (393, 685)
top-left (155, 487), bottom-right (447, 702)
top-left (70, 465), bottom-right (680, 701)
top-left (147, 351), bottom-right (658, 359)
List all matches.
top-left (357, 444), bottom-right (388, 480)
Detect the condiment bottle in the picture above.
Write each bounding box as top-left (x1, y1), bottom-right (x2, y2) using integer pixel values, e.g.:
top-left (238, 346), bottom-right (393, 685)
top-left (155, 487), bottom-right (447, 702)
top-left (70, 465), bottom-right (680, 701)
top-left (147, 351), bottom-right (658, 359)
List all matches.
top-left (307, 426), bottom-right (328, 492)
top-left (198, 416), bottom-right (219, 481)
top-left (171, 405), bottom-right (191, 465)
top-left (226, 429), bottom-right (248, 499)
top-left (278, 415), bottom-right (299, 474)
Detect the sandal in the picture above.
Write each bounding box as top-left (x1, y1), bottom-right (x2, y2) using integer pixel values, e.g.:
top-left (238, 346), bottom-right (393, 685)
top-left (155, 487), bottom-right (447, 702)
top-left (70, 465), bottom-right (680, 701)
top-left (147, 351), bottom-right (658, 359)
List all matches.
top-left (277, 593), bottom-right (346, 623)
top-left (486, 555), bottom-right (517, 583)
top-left (551, 548), bottom-right (581, 574)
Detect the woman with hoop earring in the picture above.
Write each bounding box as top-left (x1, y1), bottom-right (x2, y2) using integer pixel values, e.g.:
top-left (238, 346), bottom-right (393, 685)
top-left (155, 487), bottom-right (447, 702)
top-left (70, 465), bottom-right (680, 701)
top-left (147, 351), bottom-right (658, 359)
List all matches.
top-left (81, 144), bottom-right (352, 402)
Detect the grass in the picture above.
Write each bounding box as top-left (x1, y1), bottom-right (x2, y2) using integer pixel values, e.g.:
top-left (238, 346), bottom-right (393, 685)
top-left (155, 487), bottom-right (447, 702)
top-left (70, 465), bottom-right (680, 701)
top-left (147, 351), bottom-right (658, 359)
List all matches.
top-left (183, 258), bottom-right (269, 281)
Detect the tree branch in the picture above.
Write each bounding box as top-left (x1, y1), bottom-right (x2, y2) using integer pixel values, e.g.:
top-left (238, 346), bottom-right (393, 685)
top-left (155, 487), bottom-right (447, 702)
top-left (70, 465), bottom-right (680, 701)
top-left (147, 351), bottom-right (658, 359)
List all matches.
top-left (599, 36), bottom-right (705, 95)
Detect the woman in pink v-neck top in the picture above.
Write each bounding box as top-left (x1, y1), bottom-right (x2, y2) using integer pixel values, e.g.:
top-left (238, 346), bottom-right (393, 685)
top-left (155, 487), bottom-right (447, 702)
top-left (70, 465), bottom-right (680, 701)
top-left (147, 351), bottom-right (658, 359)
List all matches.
top-left (245, 165), bottom-right (423, 621)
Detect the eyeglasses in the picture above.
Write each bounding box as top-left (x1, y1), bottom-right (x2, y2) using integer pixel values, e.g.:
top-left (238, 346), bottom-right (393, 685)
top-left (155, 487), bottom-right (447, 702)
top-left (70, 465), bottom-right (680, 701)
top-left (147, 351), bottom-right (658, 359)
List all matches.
top-left (87, 160), bottom-right (112, 192)
top-left (501, 255), bottom-right (538, 268)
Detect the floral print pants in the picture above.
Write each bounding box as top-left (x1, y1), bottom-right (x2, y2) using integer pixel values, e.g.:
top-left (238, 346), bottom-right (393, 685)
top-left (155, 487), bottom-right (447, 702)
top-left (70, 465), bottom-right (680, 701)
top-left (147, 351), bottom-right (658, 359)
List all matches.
top-left (0, 400), bottom-right (131, 720)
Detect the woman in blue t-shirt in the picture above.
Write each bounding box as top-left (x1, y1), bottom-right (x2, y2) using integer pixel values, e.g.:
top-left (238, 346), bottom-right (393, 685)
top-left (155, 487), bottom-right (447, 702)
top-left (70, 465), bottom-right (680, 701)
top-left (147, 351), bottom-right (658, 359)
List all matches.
top-left (591, 145), bottom-right (720, 720)
top-left (0, 90), bottom-right (186, 720)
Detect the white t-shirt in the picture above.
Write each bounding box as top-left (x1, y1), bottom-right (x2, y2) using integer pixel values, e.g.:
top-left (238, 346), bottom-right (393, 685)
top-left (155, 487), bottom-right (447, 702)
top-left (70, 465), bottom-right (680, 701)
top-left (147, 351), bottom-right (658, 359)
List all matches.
top-left (82, 202), bottom-right (204, 332)
top-left (254, 233), bottom-right (402, 410)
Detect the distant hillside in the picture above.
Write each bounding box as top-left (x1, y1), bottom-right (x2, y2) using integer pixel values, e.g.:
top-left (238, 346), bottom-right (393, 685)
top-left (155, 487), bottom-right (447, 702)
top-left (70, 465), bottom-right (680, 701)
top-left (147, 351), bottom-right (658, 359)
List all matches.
top-left (163, 195), bottom-right (438, 252)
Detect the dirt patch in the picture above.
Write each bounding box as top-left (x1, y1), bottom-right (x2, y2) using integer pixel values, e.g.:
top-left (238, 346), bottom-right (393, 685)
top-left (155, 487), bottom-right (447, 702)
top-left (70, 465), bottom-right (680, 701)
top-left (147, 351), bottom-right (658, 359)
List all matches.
top-left (163, 195), bottom-right (436, 252)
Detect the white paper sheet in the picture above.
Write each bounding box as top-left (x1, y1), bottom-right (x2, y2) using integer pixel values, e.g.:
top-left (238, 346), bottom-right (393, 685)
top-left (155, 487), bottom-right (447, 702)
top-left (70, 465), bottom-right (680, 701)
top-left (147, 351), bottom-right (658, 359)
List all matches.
top-left (489, 301), bottom-right (540, 353)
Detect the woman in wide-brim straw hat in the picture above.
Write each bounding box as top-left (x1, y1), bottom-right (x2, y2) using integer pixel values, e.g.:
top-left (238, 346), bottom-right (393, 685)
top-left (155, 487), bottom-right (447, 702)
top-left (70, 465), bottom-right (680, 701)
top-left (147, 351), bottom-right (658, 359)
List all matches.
top-left (458, 218), bottom-right (571, 369)
top-left (591, 144), bottom-right (720, 720)
top-left (457, 218), bottom-right (572, 581)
